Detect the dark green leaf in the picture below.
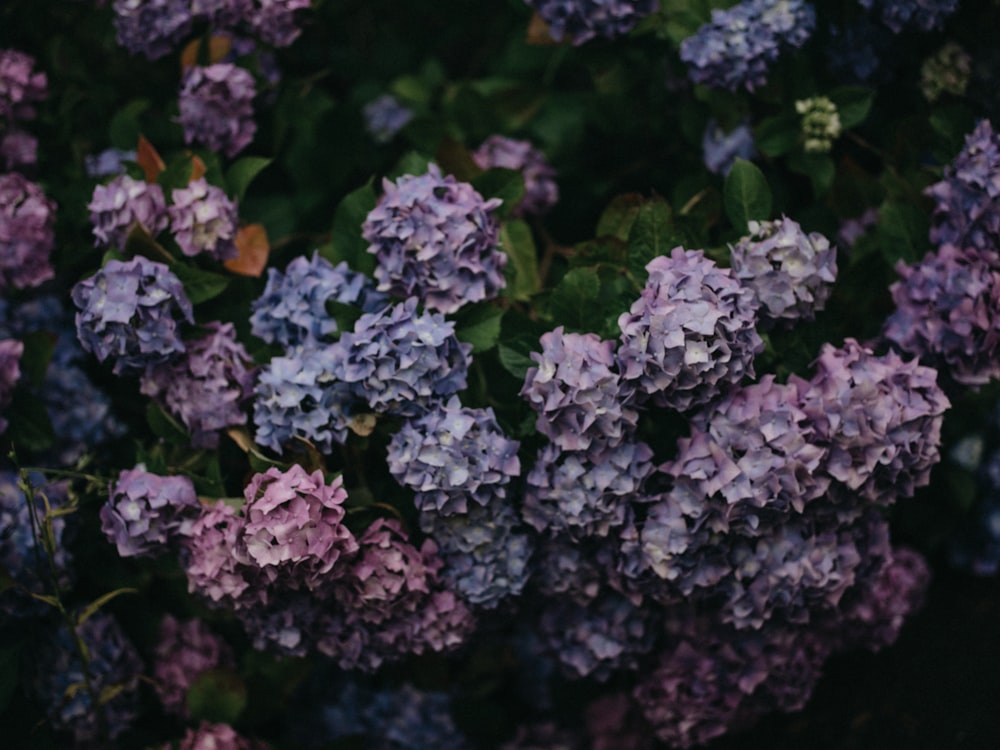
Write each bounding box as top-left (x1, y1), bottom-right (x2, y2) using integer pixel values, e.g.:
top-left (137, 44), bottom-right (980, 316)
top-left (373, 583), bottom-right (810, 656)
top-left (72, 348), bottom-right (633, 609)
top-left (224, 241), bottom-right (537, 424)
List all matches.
top-left (626, 197), bottom-right (676, 282)
top-left (499, 220), bottom-right (539, 301)
top-left (830, 86), bottom-right (875, 129)
top-left (471, 168), bottom-right (525, 219)
top-left (755, 113), bottom-right (800, 157)
top-left (328, 178), bottom-right (377, 275)
top-left (724, 159), bottom-right (772, 231)
top-left (123, 223), bottom-right (174, 264)
top-left (390, 151), bottom-right (433, 180)
top-left (225, 156), bottom-right (272, 201)
top-left (146, 402), bottom-right (189, 445)
top-left (326, 300), bottom-right (363, 334)
top-left (596, 193), bottom-right (645, 241)
top-left (108, 99), bottom-right (149, 150)
top-left (549, 266), bottom-right (602, 332)
top-left (171, 263), bottom-right (231, 305)
top-left (19, 331), bottom-right (56, 387)
top-left (877, 201), bottom-right (928, 266)
top-left (454, 305), bottom-right (505, 353)
top-left (6, 394), bottom-right (55, 453)
top-left (157, 153), bottom-right (200, 195)
top-left (497, 338), bottom-right (538, 380)
top-left (187, 669), bottom-right (247, 724)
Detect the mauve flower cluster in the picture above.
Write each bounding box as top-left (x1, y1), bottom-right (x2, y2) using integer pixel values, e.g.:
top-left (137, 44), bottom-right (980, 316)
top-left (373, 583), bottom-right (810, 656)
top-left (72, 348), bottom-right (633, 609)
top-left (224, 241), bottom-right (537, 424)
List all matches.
top-left (363, 93), bottom-right (414, 144)
top-left (858, 0), bottom-right (959, 33)
top-left (925, 119), bottom-right (1000, 254)
top-left (112, 0), bottom-right (194, 59)
top-left (84, 147), bottom-right (136, 178)
top-left (250, 252), bottom-right (387, 347)
top-left (702, 119), bottom-right (756, 175)
top-left (362, 164), bottom-right (504, 314)
top-left (0, 338), bottom-right (21, 433)
top-left (0, 171), bottom-right (56, 290)
top-left (141, 321), bottom-right (255, 448)
top-left (167, 721), bottom-right (268, 750)
top-left (244, 0), bottom-right (312, 48)
top-left (88, 174), bottom-right (168, 249)
top-left (100, 464), bottom-right (200, 558)
top-left (0, 48), bottom-right (47, 122)
top-left (679, 0), bottom-right (816, 92)
top-left (178, 63), bottom-right (257, 158)
top-left (72, 256), bottom-right (194, 375)
top-left (617, 248), bottom-right (763, 413)
top-left (33, 613), bottom-right (143, 745)
top-left (883, 243), bottom-right (1000, 387)
top-left (1, 129), bottom-right (37, 171)
top-left (472, 135), bottom-right (559, 217)
top-left (729, 216), bottom-right (837, 327)
top-left (153, 615), bottom-right (236, 717)
top-left (523, 0), bottom-right (658, 46)
top-left (387, 397), bottom-right (521, 515)
top-left (170, 178), bottom-right (240, 260)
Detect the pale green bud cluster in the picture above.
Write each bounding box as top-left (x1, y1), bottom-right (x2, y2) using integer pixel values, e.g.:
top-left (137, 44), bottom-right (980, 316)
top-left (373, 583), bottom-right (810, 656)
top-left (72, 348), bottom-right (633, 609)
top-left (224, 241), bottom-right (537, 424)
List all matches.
top-left (795, 96), bottom-right (841, 154)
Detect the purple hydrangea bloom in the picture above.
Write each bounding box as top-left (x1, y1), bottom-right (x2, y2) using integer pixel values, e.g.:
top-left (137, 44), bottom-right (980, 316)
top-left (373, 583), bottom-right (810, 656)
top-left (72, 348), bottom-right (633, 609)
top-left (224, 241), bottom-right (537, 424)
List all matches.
top-left (730, 216), bottom-right (838, 326)
top-left (925, 120), bottom-right (1000, 253)
top-left (84, 148), bottom-right (136, 178)
top-left (521, 327), bottom-right (638, 451)
top-left (248, 0), bottom-right (312, 47)
top-left (178, 63), bottom-right (257, 158)
top-left (249, 251), bottom-right (388, 347)
top-left (169, 178), bottom-right (239, 261)
top-left (1, 129), bottom-right (37, 170)
top-left (702, 119), bottom-right (757, 176)
top-left (72, 256), bottom-right (194, 375)
top-left (0, 172), bottom-right (56, 290)
top-left (523, 440), bottom-right (653, 539)
top-left (800, 339), bottom-right (950, 506)
top-left (112, 0), bottom-right (194, 59)
top-left (0, 338), bottom-right (21, 433)
top-left (141, 321), bottom-right (255, 448)
top-left (33, 614), bottom-right (143, 745)
top-left (170, 721), bottom-right (268, 750)
top-left (837, 207), bottom-right (879, 251)
top-left (331, 296), bottom-right (472, 418)
top-left (153, 615), bottom-right (236, 717)
top-left (679, 0), bottom-right (816, 92)
top-left (253, 344), bottom-right (355, 453)
top-left (387, 396), bottom-right (521, 515)
top-left (100, 464), bottom-right (200, 557)
top-left (524, 0), bottom-right (659, 45)
top-left (617, 248), bottom-right (763, 412)
top-left (88, 174), bottom-right (169, 249)
top-left (858, 0), bottom-right (959, 33)
top-left (362, 163), bottom-right (505, 313)
top-left (363, 94), bottom-right (414, 144)
top-left (472, 135), bottom-right (559, 217)
top-left (883, 243), bottom-right (1000, 386)
top-left (191, 0), bottom-right (255, 29)
top-left (183, 500), bottom-right (265, 610)
top-left (531, 537), bottom-right (607, 606)
top-left (41, 365), bottom-right (126, 468)
top-left (0, 48), bottom-right (47, 122)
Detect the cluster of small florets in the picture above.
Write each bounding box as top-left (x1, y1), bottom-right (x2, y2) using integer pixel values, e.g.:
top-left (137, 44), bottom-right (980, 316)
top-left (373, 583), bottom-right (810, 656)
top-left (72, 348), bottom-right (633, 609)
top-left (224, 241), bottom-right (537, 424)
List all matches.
top-left (523, 0), bottom-right (658, 45)
top-left (0, 171), bottom-right (56, 290)
top-left (153, 615), bottom-right (236, 717)
top-left (795, 95), bottom-right (842, 153)
top-left (729, 216), bottom-right (838, 326)
top-left (72, 256), bottom-right (194, 375)
top-left (88, 174), bottom-right (169, 249)
top-left (616, 248), bottom-right (763, 413)
top-left (100, 464), bottom-right (200, 558)
top-left (0, 48), bottom-right (47, 122)
top-left (170, 178), bottom-right (240, 261)
top-left (679, 0), bottom-right (816, 92)
top-left (883, 243), bottom-right (1000, 387)
top-left (84, 147), bottom-right (136, 178)
top-left (472, 135), bottom-right (559, 217)
top-left (167, 722), bottom-right (269, 750)
top-left (921, 41), bottom-right (971, 102)
top-left (363, 93), bottom-right (413, 143)
top-left (858, 0), bottom-right (959, 33)
top-left (925, 119), bottom-right (1000, 254)
top-left (702, 119), bottom-right (756, 175)
top-left (178, 63), bottom-right (258, 157)
top-left (141, 321), bottom-right (255, 447)
top-left (112, 0), bottom-right (194, 59)
top-left (362, 164), bottom-right (505, 314)
top-left (0, 338), bottom-right (21, 433)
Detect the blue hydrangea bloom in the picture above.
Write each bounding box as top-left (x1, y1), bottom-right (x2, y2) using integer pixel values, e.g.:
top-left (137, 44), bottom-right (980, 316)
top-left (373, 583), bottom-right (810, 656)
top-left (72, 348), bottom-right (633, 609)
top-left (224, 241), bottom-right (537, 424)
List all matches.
top-left (702, 119), bottom-right (756, 175)
top-left (858, 0), bottom-right (959, 33)
top-left (363, 94), bottom-right (414, 144)
top-left (524, 0), bottom-right (659, 45)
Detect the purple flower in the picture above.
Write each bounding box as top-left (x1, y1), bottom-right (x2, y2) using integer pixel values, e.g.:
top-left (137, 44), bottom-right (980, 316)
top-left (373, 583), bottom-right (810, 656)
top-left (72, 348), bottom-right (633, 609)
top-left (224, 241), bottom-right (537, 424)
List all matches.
top-left (170, 721), bottom-right (268, 750)
top-left (680, 0), bottom-right (816, 92)
top-left (141, 321), bottom-right (255, 448)
top-left (248, 0), bottom-right (312, 47)
top-left (0, 172), bottom-right (56, 290)
top-left (169, 178), bottom-right (240, 260)
top-left (249, 251), bottom-right (387, 347)
top-left (100, 464), bottom-right (200, 557)
top-left (730, 216), bottom-right (837, 326)
top-left (363, 94), bottom-right (413, 144)
top-left (363, 163), bottom-right (505, 313)
top-left (0, 48), bottom-right (47, 122)
top-left (616, 248), bottom-right (763, 412)
top-left (72, 256), bottom-right (194, 375)
top-left (523, 0), bottom-right (659, 45)
top-left (153, 615), bottom-right (236, 717)
top-left (112, 0), bottom-right (194, 59)
top-left (88, 174), bottom-right (169, 249)
top-left (387, 396), bottom-right (521, 515)
top-left (521, 327), bottom-right (637, 451)
top-left (0, 338), bottom-right (21, 433)
top-left (331, 296), bottom-right (472, 418)
top-left (702, 119), bottom-right (757, 176)
top-left (472, 135), bottom-right (559, 217)
top-left (883, 243), bottom-right (1000, 387)
top-left (178, 63), bottom-right (257, 158)
top-left (84, 148), bottom-right (136, 178)
top-left (182, 500), bottom-right (263, 609)
top-left (858, 0), bottom-right (959, 33)
top-left (837, 207), bottom-right (879, 251)
top-left (1, 129), bottom-right (38, 170)
top-left (531, 537), bottom-right (607, 606)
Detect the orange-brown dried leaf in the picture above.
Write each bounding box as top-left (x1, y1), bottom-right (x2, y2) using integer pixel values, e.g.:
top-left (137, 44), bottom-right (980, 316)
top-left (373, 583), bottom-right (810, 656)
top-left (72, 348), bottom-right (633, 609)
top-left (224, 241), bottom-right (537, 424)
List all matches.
top-left (136, 135), bottom-right (165, 183)
top-left (225, 223), bottom-right (270, 277)
top-left (180, 34), bottom-right (234, 69)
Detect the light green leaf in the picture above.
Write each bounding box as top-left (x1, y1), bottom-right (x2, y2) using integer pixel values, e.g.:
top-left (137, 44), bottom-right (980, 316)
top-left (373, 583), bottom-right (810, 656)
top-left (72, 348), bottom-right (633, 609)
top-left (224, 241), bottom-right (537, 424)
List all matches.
top-left (724, 158), bottom-right (772, 231)
top-left (626, 197), bottom-right (676, 282)
top-left (454, 305), bottom-right (505, 353)
top-left (225, 156), bottom-right (272, 201)
top-left (500, 220), bottom-right (539, 301)
top-left (76, 588), bottom-right (138, 626)
top-left (328, 178), bottom-right (377, 275)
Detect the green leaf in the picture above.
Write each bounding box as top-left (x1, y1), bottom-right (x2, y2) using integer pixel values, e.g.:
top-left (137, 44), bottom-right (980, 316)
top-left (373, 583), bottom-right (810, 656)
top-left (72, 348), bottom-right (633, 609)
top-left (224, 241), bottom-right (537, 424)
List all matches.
top-left (171, 263), bottom-right (231, 305)
top-left (6, 394), bottom-right (55, 453)
top-left (326, 300), bottom-right (363, 334)
top-left (328, 178), bottom-right (377, 275)
top-left (454, 305), bottom-right (504, 353)
top-left (723, 159), bottom-right (772, 231)
top-left (626, 197), bottom-right (676, 282)
top-left (156, 153), bottom-right (199, 195)
top-left (187, 669), bottom-right (247, 724)
top-left (19, 331), bottom-right (56, 387)
top-left (497, 337), bottom-right (538, 380)
top-left (225, 156), bottom-right (272, 201)
top-left (108, 99), bottom-right (149, 150)
top-left (471, 168), bottom-right (525, 219)
top-left (877, 200), bottom-right (928, 266)
top-left (146, 402), bottom-right (189, 444)
top-left (389, 151), bottom-right (433, 180)
top-left (76, 588), bottom-right (138, 626)
top-left (499, 220), bottom-right (539, 301)
top-left (549, 267), bottom-right (602, 332)
top-left (830, 86), bottom-right (875, 130)
top-left (29, 592), bottom-right (60, 609)
top-left (754, 113), bottom-right (800, 157)
top-left (123, 223), bottom-right (174, 265)
top-left (596, 193), bottom-right (645, 241)
top-left (787, 151), bottom-right (836, 197)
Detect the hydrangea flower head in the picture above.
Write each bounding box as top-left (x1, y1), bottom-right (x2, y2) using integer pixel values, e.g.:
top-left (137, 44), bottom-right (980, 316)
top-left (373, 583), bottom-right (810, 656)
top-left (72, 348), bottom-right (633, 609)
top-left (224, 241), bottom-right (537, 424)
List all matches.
top-left (169, 178), bottom-right (240, 261)
top-left (858, 0), bottom-right (959, 33)
top-left (153, 616), bottom-right (236, 717)
top-left (141, 321), bottom-right (255, 448)
top-left (72, 255), bottom-right (194, 375)
top-left (182, 500), bottom-right (263, 609)
top-left (472, 135), bottom-right (559, 217)
top-left (363, 94), bottom-right (413, 144)
top-left (88, 174), bottom-right (169, 249)
top-left (921, 41), bottom-right (971, 102)
top-left (702, 119), bottom-right (756, 175)
top-left (100, 465), bottom-right (200, 557)
top-left (729, 216), bottom-right (837, 326)
top-left (524, 0), bottom-right (659, 45)
top-left (178, 63), bottom-right (257, 158)
top-left (113, 0), bottom-right (194, 59)
top-left (883, 243), bottom-right (1000, 387)
top-left (363, 163), bottom-right (505, 313)
top-left (1, 129), bottom-right (38, 170)
top-left (0, 48), bottom-right (47, 121)
top-left (85, 148), bottom-right (136, 178)
top-left (0, 172), bottom-right (56, 290)
top-left (617, 247), bottom-right (763, 412)
top-left (248, 0), bottom-right (312, 47)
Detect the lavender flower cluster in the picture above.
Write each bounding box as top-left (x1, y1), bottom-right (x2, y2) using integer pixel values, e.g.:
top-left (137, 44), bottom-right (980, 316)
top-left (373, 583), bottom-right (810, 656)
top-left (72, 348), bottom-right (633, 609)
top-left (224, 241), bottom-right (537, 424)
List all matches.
top-left (1, 48), bottom-right (46, 171)
top-left (178, 63), bottom-right (257, 158)
top-left (523, 0), bottom-right (659, 46)
top-left (153, 615), bottom-right (236, 717)
top-left (472, 135), bottom-right (559, 217)
top-left (0, 171), bottom-right (56, 290)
